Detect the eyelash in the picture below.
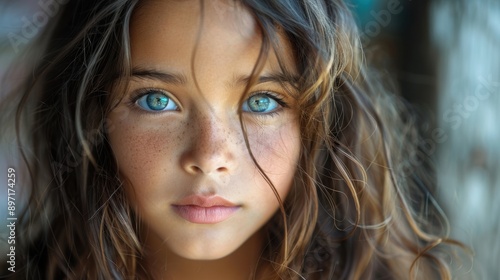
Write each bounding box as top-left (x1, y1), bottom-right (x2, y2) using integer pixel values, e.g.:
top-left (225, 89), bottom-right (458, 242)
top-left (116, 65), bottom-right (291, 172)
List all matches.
top-left (243, 91), bottom-right (289, 117)
top-left (127, 88), bottom-right (177, 113)
top-left (127, 88), bottom-right (289, 116)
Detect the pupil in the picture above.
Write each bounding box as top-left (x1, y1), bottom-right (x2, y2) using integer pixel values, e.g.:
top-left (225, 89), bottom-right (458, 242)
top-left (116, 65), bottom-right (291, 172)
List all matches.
top-left (249, 95), bottom-right (270, 112)
top-left (147, 93), bottom-right (168, 110)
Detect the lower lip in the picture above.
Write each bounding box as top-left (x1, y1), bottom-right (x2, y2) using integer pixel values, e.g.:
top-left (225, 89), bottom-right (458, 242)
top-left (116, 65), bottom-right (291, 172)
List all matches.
top-left (172, 205), bottom-right (240, 224)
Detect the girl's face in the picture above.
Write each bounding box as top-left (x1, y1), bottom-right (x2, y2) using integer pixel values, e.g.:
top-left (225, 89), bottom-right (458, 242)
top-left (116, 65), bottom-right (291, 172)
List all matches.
top-left (108, 0), bottom-right (300, 261)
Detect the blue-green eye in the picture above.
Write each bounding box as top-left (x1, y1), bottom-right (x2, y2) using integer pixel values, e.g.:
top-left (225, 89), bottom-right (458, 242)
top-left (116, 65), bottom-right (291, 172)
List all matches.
top-left (136, 90), bottom-right (178, 111)
top-left (242, 93), bottom-right (281, 113)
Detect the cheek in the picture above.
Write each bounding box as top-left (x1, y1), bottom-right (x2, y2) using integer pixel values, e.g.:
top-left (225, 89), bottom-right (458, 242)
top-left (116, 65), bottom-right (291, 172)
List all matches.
top-left (249, 121), bottom-right (301, 197)
top-left (108, 121), bottom-right (180, 194)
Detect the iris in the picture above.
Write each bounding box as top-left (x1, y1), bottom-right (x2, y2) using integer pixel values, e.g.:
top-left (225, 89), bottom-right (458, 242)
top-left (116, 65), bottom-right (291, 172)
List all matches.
top-left (136, 91), bottom-right (178, 111)
top-left (244, 94), bottom-right (279, 113)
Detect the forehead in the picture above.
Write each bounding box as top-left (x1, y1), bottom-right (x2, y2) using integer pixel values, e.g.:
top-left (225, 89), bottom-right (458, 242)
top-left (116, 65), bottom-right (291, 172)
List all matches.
top-left (129, 0), bottom-right (297, 79)
top-left (132, 0), bottom-right (258, 38)
top-left (131, 0), bottom-right (256, 65)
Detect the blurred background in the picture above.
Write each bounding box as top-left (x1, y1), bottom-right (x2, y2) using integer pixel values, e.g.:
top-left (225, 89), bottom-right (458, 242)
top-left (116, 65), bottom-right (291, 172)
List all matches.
top-left (1, 0), bottom-right (499, 278)
top-left (351, 0), bottom-right (499, 278)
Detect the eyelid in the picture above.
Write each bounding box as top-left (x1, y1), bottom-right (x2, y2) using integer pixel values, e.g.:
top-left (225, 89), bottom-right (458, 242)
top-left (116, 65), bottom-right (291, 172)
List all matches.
top-left (130, 88), bottom-right (168, 102)
top-left (241, 90), bottom-right (289, 117)
top-left (128, 88), bottom-right (181, 112)
top-left (246, 90), bottom-right (288, 108)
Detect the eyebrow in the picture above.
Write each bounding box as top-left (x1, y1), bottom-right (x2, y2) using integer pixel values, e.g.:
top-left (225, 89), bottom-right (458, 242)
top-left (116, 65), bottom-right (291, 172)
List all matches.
top-left (234, 72), bottom-right (300, 88)
top-left (130, 67), bottom-right (299, 88)
top-left (131, 67), bottom-right (188, 85)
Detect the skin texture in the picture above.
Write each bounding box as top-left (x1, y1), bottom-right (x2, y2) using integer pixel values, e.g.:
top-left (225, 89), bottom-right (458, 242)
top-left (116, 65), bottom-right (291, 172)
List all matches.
top-left (107, 0), bottom-right (300, 279)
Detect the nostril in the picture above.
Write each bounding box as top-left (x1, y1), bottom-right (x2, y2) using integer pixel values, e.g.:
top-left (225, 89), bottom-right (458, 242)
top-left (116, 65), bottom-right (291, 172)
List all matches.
top-left (189, 165), bottom-right (203, 173)
top-left (216, 167), bottom-right (228, 172)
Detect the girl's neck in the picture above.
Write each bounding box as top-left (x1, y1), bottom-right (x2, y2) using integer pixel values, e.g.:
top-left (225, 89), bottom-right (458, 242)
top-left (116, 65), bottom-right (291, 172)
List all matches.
top-left (142, 229), bottom-right (274, 280)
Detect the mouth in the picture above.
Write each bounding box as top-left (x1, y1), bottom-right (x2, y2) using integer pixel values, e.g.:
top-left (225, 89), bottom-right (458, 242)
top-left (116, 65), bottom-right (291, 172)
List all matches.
top-left (172, 195), bottom-right (240, 224)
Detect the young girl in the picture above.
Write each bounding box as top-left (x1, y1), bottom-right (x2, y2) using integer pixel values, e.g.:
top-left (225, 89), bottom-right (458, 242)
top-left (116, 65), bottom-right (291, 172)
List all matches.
top-left (0, 0), bottom-right (466, 279)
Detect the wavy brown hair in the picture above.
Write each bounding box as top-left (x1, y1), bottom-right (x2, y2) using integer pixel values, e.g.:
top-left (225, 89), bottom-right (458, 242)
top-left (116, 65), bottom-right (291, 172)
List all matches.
top-left (0, 0), bottom-right (466, 279)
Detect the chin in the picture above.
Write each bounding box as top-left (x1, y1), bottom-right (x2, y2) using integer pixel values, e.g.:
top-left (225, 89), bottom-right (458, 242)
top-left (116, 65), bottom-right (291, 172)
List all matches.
top-left (174, 244), bottom-right (237, 261)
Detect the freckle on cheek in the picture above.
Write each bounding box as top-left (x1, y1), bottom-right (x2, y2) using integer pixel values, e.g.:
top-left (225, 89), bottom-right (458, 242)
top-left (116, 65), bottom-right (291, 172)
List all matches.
top-left (177, 120), bottom-right (187, 142)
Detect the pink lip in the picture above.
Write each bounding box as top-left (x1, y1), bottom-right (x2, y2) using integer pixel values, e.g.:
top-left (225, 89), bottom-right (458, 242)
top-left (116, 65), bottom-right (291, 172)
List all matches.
top-left (172, 195), bottom-right (240, 224)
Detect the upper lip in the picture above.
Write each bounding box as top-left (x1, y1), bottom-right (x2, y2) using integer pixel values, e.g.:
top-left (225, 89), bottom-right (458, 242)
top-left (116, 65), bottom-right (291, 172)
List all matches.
top-left (172, 195), bottom-right (238, 207)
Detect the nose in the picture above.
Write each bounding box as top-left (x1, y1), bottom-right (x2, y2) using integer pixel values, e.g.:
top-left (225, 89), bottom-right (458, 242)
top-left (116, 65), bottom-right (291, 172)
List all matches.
top-left (179, 112), bottom-right (238, 175)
